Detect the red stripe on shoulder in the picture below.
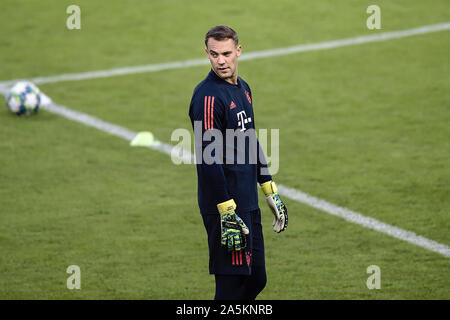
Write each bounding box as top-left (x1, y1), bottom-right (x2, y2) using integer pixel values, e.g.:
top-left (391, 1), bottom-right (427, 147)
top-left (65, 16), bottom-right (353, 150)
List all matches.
top-left (210, 96), bottom-right (214, 129)
top-left (204, 96), bottom-right (207, 130)
top-left (207, 96), bottom-right (211, 129)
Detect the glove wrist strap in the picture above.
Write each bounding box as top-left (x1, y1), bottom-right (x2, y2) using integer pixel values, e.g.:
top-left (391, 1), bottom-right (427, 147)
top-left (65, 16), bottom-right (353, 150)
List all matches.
top-left (217, 199), bottom-right (236, 215)
top-left (261, 181), bottom-right (277, 195)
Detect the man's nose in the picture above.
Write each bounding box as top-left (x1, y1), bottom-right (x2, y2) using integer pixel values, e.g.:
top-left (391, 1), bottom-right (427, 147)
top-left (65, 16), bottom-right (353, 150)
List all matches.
top-left (217, 55), bottom-right (225, 64)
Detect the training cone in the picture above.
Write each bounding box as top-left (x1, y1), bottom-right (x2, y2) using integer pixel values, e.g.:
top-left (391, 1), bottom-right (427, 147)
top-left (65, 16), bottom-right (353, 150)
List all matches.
top-left (130, 131), bottom-right (156, 147)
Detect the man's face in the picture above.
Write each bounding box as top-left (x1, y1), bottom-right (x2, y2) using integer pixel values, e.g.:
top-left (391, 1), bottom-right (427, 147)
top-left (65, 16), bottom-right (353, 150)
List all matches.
top-left (205, 38), bottom-right (242, 84)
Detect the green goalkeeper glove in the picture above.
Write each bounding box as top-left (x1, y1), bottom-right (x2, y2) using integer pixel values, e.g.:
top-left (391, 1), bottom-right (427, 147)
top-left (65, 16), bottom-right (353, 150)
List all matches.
top-left (261, 181), bottom-right (288, 233)
top-left (217, 199), bottom-right (249, 252)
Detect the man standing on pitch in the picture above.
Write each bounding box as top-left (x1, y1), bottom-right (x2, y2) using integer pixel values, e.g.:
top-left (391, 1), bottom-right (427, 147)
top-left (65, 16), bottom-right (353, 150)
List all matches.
top-left (189, 25), bottom-right (288, 300)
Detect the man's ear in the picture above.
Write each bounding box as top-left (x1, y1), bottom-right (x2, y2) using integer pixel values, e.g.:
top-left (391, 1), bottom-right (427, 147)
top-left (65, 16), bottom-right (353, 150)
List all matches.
top-left (236, 45), bottom-right (242, 57)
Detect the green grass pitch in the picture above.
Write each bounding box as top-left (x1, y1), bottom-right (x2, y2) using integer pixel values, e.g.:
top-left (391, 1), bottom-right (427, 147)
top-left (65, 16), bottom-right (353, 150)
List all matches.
top-left (0, 0), bottom-right (449, 299)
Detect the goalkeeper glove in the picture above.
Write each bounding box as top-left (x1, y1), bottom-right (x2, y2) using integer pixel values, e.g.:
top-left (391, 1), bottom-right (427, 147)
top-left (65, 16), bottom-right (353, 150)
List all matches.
top-left (261, 181), bottom-right (288, 233)
top-left (217, 199), bottom-right (249, 252)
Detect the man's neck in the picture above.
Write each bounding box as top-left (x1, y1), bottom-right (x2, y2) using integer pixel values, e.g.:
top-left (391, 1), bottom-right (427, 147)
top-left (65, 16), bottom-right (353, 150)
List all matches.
top-left (224, 76), bottom-right (238, 85)
top-left (212, 69), bottom-right (239, 85)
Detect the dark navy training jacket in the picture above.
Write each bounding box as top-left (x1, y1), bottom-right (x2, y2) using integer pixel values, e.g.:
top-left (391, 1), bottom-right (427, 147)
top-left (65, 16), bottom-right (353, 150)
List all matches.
top-left (189, 69), bottom-right (271, 215)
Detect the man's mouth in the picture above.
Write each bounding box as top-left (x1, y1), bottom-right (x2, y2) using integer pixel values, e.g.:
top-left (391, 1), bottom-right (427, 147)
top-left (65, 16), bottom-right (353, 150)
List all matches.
top-left (218, 67), bottom-right (228, 71)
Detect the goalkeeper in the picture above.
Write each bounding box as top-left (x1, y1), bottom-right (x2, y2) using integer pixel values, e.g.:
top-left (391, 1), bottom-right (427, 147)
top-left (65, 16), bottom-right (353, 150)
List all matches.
top-left (188, 25), bottom-right (288, 300)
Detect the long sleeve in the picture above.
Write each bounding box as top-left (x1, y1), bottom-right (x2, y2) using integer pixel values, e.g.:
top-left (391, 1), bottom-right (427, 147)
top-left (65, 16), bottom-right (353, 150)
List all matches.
top-left (257, 138), bottom-right (272, 185)
top-left (189, 92), bottom-right (230, 206)
top-left (245, 85), bottom-right (272, 185)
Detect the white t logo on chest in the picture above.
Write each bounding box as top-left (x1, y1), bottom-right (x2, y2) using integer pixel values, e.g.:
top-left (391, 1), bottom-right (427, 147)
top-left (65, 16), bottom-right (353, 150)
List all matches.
top-left (236, 111), bottom-right (252, 132)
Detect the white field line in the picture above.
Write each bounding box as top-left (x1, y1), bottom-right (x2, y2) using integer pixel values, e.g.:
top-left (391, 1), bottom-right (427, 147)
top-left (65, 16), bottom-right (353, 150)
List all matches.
top-left (277, 185), bottom-right (450, 258)
top-left (0, 91), bottom-right (447, 257)
top-left (40, 101), bottom-right (183, 161)
top-left (0, 22), bottom-right (449, 87)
